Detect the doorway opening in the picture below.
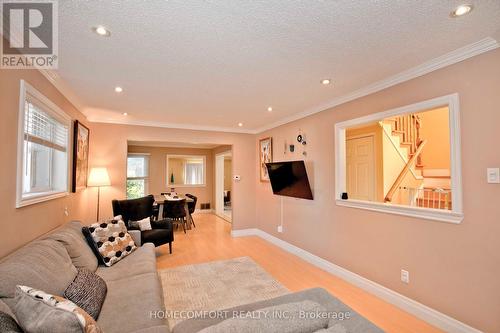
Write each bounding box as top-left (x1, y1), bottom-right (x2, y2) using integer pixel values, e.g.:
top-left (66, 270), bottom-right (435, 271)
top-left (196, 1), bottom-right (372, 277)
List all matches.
top-left (215, 150), bottom-right (232, 222)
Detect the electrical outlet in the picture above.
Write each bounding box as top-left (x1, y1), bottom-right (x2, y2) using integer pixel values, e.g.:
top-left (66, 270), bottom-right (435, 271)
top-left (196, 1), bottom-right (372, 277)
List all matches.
top-left (401, 269), bottom-right (410, 284)
top-left (277, 225), bottom-right (283, 233)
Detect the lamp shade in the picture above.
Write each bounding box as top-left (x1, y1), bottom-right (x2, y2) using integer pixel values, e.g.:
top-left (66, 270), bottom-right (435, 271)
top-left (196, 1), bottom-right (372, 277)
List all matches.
top-left (88, 167), bottom-right (111, 187)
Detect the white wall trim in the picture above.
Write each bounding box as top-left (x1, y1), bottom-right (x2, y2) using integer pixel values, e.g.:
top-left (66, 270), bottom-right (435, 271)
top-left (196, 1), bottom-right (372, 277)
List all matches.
top-left (232, 228), bottom-right (482, 333)
top-left (334, 93), bottom-right (463, 224)
top-left (38, 37), bottom-right (498, 135)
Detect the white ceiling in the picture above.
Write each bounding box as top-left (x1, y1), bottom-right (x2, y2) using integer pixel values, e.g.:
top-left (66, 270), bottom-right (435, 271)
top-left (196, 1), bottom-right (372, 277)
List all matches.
top-left (54, 1), bottom-right (500, 133)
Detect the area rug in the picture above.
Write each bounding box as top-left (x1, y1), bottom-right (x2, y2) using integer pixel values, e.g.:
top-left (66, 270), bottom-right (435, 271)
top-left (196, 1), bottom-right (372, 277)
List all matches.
top-left (158, 257), bottom-right (289, 329)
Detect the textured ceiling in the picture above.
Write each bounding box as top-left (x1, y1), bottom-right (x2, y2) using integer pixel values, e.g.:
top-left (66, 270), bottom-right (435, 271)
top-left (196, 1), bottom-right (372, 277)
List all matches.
top-left (55, 0), bottom-right (500, 132)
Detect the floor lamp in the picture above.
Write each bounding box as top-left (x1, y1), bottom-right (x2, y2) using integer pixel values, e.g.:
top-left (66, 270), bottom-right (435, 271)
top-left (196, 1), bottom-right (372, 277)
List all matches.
top-left (88, 167), bottom-right (111, 222)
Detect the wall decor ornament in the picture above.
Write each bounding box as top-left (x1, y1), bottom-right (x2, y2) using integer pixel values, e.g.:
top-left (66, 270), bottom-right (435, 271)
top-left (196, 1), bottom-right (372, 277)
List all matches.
top-left (72, 120), bottom-right (90, 192)
top-left (259, 137), bottom-right (273, 181)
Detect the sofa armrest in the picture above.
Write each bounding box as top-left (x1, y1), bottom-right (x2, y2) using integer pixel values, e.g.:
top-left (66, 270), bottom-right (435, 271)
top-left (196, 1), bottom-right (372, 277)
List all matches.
top-left (128, 229), bottom-right (142, 246)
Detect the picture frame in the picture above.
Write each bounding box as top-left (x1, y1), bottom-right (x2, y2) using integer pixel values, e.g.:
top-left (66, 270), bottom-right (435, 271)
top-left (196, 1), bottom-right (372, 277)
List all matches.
top-left (72, 120), bottom-right (90, 192)
top-left (259, 137), bottom-right (273, 182)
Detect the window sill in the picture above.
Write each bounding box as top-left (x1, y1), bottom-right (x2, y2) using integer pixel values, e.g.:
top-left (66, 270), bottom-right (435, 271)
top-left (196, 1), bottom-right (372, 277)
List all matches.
top-left (335, 199), bottom-right (464, 224)
top-left (16, 191), bottom-right (69, 208)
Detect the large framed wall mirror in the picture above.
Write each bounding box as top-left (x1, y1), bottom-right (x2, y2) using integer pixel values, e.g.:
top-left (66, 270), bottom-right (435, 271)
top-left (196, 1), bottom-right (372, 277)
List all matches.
top-left (335, 94), bottom-right (463, 223)
top-left (166, 155), bottom-right (206, 187)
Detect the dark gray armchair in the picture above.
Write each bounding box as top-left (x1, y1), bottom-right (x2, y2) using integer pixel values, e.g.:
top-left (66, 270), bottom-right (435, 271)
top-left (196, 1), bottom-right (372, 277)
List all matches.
top-left (112, 195), bottom-right (174, 253)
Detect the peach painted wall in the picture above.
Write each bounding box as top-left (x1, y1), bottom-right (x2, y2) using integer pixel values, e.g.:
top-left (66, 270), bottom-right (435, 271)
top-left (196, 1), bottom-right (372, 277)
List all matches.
top-left (89, 125), bottom-right (254, 230)
top-left (254, 49), bottom-right (500, 332)
top-left (0, 68), bottom-right (92, 258)
top-left (127, 145), bottom-right (214, 210)
top-left (417, 107), bottom-right (451, 170)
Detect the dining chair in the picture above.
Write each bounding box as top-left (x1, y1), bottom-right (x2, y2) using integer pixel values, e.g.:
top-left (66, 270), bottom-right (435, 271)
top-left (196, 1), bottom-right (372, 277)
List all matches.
top-left (163, 199), bottom-right (187, 233)
top-left (185, 194), bottom-right (197, 228)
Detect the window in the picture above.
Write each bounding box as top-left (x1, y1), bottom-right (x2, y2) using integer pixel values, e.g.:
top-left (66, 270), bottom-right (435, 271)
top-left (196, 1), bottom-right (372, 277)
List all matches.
top-left (166, 155), bottom-right (206, 187)
top-left (127, 154), bottom-right (149, 199)
top-left (335, 94), bottom-right (463, 224)
top-left (16, 81), bottom-right (71, 208)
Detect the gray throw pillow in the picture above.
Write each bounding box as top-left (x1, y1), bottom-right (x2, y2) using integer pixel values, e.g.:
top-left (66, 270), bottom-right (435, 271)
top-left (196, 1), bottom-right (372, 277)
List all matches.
top-left (0, 311), bottom-right (23, 333)
top-left (13, 285), bottom-right (102, 333)
top-left (64, 268), bottom-right (107, 320)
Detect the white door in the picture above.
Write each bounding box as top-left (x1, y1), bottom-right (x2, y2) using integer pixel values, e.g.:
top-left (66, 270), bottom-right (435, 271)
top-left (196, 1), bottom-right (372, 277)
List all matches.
top-left (215, 154), bottom-right (225, 218)
top-left (346, 136), bottom-right (375, 201)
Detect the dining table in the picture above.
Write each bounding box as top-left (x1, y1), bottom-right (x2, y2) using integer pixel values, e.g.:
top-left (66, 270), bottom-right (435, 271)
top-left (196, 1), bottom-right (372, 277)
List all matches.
top-left (154, 194), bottom-right (195, 230)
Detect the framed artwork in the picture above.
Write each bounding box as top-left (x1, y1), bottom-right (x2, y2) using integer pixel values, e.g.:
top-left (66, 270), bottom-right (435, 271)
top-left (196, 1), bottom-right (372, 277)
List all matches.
top-left (72, 120), bottom-right (90, 192)
top-left (259, 137), bottom-right (273, 182)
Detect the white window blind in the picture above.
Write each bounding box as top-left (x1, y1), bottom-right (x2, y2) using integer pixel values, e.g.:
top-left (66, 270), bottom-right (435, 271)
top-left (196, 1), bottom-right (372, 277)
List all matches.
top-left (24, 97), bottom-right (68, 153)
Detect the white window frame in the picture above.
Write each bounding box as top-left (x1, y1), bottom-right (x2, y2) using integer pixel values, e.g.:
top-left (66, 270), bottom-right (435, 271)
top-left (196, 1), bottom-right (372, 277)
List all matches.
top-left (126, 153), bottom-right (150, 198)
top-left (16, 80), bottom-right (71, 208)
top-left (335, 93), bottom-right (463, 224)
top-left (166, 154), bottom-right (206, 187)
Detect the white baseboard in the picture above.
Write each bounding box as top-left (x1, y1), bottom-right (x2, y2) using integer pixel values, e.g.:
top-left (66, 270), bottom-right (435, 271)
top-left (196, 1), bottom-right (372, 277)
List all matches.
top-left (231, 228), bottom-right (481, 333)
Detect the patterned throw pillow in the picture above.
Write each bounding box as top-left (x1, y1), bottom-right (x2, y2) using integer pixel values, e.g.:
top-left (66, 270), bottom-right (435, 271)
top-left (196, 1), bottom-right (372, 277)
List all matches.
top-left (64, 268), bottom-right (107, 320)
top-left (0, 311), bottom-right (23, 333)
top-left (85, 216), bottom-right (137, 267)
top-left (13, 286), bottom-right (102, 333)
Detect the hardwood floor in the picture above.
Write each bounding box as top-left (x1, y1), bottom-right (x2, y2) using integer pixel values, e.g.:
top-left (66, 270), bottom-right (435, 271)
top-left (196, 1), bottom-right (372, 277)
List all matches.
top-left (156, 213), bottom-right (442, 333)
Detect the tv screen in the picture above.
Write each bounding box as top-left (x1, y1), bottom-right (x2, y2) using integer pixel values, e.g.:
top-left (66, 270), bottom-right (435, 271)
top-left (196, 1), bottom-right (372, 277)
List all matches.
top-left (266, 160), bottom-right (313, 200)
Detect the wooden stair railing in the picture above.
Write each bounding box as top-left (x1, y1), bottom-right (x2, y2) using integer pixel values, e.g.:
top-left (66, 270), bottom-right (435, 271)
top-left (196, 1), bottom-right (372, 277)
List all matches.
top-left (384, 139), bottom-right (427, 203)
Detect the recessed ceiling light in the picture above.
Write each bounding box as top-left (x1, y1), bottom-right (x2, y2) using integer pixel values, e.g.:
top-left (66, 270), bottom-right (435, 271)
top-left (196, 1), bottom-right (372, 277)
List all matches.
top-left (267, 107), bottom-right (273, 112)
top-left (451, 4), bottom-right (473, 17)
top-left (321, 79), bottom-right (331, 85)
top-left (122, 112), bottom-right (128, 116)
top-left (92, 26), bottom-right (111, 37)
top-left (238, 122), bottom-right (243, 127)
top-left (114, 86), bottom-right (123, 93)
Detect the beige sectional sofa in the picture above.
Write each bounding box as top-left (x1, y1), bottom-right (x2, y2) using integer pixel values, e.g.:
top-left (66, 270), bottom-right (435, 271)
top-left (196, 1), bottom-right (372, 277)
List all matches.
top-left (0, 221), bottom-right (169, 333)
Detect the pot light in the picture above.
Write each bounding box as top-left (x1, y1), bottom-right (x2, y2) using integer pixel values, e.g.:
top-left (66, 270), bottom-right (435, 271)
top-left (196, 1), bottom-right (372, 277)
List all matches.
top-left (267, 107), bottom-right (273, 112)
top-left (122, 112), bottom-right (128, 116)
top-left (114, 86), bottom-right (123, 93)
top-left (451, 4), bottom-right (473, 17)
top-left (321, 79), bottom-right (331, 85)
top-left (93, 26), bottom-right (111, 37)
top-left (238, 122), bottom-right (243, 127)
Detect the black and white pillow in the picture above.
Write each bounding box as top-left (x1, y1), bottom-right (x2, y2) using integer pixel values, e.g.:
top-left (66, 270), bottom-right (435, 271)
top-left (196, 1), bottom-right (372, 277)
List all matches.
top-left (64, 269), bottom-right (107, 320)
top-left (82, 216), bottom-right (137, 267)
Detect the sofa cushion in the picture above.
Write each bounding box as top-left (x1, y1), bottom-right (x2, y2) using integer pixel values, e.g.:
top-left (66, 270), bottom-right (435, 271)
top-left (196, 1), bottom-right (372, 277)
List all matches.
top-left (13, 285), bottom-right (102, 333)
top-left (95, 243), bottom-right (157, 282)
top-left (0, 239), bottom-right (78, 298)
top-left (43, 221), bottom-right (98, 272)
top-left (198, 300), bottom-right (328, 333)
top-left (0, 310), bottom-right (22, 333)
top-left (97, 272), bottom-right (166, 333)
top-left (84, 217), bottom-right (137, 267)
top-left (64, 268), bottom-right (107, 320)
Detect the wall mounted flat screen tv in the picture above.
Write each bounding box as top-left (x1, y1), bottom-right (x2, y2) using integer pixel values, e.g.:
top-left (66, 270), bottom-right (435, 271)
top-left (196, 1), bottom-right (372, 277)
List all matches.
top-left (266, 160), bottom-right (313, 200)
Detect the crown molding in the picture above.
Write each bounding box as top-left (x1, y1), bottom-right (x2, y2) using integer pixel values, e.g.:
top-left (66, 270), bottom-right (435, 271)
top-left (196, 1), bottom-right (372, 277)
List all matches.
top-left (254, 37), bottom-right (499, 133)
top-left (38, 37), bottom-right (498, 135)
top-left (86, 117), bottom-right (257, 134)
